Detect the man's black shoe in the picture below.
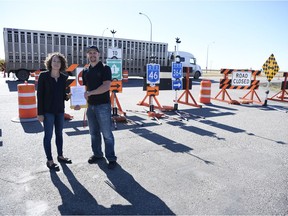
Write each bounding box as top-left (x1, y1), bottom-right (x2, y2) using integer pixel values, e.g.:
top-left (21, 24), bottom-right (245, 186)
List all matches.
top-left (108, 161), bottom-right (117, 169)
top-left (88, 156), bottom-right (104, 164)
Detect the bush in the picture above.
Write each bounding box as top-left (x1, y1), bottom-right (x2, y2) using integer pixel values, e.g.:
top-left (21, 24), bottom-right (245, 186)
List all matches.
top-left (0, 59), bottom-right (5, 71)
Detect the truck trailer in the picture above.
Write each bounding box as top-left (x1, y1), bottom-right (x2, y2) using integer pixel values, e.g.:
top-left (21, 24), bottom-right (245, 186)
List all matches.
top-left (3, 27), bottom-right (202, 81)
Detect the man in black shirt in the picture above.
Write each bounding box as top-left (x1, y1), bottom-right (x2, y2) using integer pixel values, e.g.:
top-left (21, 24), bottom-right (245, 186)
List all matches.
top-left (82, 46), bottom-right (117, 169)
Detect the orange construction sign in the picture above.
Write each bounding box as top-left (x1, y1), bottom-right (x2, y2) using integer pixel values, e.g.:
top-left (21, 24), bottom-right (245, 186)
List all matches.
top-left (66, 64), bottom-right (79, 73)
top-left (110, 80), bottom-right (122, 93)
top-left (147, 86), bottom-right (159, 96)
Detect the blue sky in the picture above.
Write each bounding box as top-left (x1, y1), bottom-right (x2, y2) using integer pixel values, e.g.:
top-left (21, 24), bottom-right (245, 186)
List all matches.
top-left (0, 0), bottom-right (287, 71)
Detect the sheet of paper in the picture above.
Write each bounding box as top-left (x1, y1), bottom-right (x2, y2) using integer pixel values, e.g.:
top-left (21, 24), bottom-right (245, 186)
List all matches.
top-left (70, 86), bottom-right (87, 108)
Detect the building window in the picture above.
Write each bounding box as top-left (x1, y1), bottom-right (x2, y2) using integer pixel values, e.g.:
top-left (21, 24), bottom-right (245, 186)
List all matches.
top-left (33, 33), bottom-right (38, 44)
top-left (27, 33), bottom-right (31, 43)
top-left (47, 34), bottom-right (52, 45)
top-left (14, 32), bottom-right (19, 43)
top-left (61, 35), bottom-right (65, 45)
top-left (20, 32), bottom-right (25, 43)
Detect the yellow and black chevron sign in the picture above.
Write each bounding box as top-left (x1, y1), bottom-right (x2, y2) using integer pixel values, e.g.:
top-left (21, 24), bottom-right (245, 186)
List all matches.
top-left (262, 54), bottom-right (280, 82)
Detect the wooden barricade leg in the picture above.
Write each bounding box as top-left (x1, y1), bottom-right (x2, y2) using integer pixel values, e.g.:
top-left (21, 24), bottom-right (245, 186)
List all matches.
top-left (212, 88), bottom-right (233, 103)
top-left (239, 71), bottom-right (262, 104)
top-left (240, 89), bottom-right (262, 104)
top-left (177, 67), bottom-right (202, 108)
top-left (110, 91), bottom-right (125, 115)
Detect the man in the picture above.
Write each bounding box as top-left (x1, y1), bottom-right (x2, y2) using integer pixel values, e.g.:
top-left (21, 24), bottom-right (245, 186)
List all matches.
top-left (81, 45), bottom-right (117, 169)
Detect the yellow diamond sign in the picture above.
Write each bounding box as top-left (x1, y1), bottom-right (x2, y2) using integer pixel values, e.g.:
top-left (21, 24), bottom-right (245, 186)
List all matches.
top-left (262, 54), bottom-right (280, 82)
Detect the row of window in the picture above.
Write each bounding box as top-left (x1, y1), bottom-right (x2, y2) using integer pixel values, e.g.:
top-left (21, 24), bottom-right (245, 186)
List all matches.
top-left (7, 31), bottom-right (167, 53)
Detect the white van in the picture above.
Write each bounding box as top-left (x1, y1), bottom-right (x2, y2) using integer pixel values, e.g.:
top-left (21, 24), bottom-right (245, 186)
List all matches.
top-left (168, 51), bottom-right (202, 79)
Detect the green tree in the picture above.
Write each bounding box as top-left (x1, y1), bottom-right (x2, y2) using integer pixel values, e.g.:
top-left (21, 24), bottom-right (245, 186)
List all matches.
top-left (0, 59), bottom-right (5, 71)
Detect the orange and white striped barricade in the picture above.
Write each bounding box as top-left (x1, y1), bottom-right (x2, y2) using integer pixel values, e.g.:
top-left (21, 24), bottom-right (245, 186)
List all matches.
top-left (213, 69), bottom-right (262, 104)
top-left (12, 82), bottom-right (38, 122)
top-left (199, 80), bottom-right (212, 104)
top-left (122, 70), bottom-right (128, 82)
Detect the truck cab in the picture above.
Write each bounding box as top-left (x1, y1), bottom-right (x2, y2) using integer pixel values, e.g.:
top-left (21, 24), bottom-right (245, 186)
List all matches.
top-left (168, 51), bottom-right (202, 79)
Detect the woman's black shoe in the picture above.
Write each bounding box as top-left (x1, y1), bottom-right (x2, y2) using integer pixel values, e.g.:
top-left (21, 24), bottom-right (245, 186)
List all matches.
top-left (57, 156), bottom-right (72, 164)
top-left (46, 162), bottom-right (60, 171)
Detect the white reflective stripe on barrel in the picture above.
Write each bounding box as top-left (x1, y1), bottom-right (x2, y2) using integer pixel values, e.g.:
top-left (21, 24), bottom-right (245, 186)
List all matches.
top-left (18, 93), bottom-right (35, 97)
top-left (19, 104), bottom-right (37, 109)
top-left (201, 95), bottom-right (211, 98)
top-left (200, 87), bottom-right (211, 90)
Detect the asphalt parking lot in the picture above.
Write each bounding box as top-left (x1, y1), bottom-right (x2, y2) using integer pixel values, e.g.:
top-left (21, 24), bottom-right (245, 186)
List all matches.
top-left (0, 74), bottom-right (287, 215)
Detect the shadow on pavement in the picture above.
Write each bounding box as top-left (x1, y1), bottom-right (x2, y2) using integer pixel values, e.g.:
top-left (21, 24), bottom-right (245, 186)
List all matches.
top-left (50, 164), bottom-right (106, 215)
top-left (20, 121), bottom-right (43, 133)
top-left (129, 127), bottom-right (214, 165)
top-left (167, 121), bottom-right (225, 141)
top-left (6, 80), bottom-right (35, 92)
top-left (130, 127), bottom-right (193, 153)
top-left (98, 162), bottom-right (175, 215)
top-left (50, 163), bottom-right (175, 215)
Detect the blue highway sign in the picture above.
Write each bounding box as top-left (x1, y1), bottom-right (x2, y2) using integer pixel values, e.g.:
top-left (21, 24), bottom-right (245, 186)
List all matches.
top-left (172, 62), bottom-right (183, 79)
top-left (172, 79), bottom-right (182, 90)
top-left (147, 63), bottom-right (160, 84)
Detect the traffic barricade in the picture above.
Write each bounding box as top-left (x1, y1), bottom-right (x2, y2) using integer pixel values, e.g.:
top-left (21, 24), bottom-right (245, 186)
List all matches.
top-left (268, 72), bottom-right (288, 103)
top-left (12, 82), bottom-right (38, 122)
top-left (212, 69), bottom-right (262, 104)
top-left (177, 67), bottom-right (202, 108)
top-left (199, 80), bottom-right (212, 104)
top-left (122, 70), bottom-right (128, 82)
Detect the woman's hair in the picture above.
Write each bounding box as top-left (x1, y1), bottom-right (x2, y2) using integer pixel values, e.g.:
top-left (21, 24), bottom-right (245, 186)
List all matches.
top-left (44, 52), bottom-right (68, 71)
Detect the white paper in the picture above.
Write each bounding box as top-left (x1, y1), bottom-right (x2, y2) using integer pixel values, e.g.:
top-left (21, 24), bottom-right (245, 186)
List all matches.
top-left (70, 86), bottom-right (87, 107)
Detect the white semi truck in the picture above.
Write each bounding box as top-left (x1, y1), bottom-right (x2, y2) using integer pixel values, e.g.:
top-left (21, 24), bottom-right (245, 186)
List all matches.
top-left (3, 27), bottom-right (202, 81)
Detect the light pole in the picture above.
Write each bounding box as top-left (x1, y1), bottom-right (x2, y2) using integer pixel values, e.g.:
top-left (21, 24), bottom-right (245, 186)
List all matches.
top-left (175, 37), bottom-right (181, 63)
top-left (139, 12), bottom-right (152, 42)
top-left (111, 29), bottom-right (116, 48)
top-left (206, 41), bottom-right (215, 73)
top-left (139, 12), bottom-right (154, 62)
top-left (102, 27), bottom-right (109, 37)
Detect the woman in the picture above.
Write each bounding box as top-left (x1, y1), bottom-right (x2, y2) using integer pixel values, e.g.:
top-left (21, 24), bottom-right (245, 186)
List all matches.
top-left (37, 52), bottom-right (72, 171)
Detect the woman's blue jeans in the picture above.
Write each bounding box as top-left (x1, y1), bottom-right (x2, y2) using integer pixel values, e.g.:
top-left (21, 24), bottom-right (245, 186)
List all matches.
top-left (86, 103), bottom-right (116, 162)
top-left (43, 113), bottom-right (64, 161)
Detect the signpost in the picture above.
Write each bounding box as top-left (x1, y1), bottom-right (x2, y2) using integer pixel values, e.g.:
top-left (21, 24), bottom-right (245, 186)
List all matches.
top-left (262, 54), bottom-right (280, 106)
top-left (146, 63), bottom-right (160, 85)
top-left (172, 79), bottom-right (182, 90)
top-left (106, 59), bottom-right (122, 81)
top-left (172, 37), bottom-right (183, 110)
top-left (172, 62), bottom-right (183, 80)
top-left (108, 48), bottom-right (122, 59)
top-left (231, 71), bottom-right (252, 87)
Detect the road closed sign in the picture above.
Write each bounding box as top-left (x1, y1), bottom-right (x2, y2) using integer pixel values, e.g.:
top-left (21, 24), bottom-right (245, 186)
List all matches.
top-left (231, 71), bottom-right (252, 86)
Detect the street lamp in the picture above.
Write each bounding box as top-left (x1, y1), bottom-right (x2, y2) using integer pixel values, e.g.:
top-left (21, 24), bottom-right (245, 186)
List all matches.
top-left (206, 41), bottom-right (215, 73)
top-left (102, 28), bottom-right (109, 37)
top-left (139, 12), bottom-right (152, 42)
top-left (139, 12), bottom-right (154, 62)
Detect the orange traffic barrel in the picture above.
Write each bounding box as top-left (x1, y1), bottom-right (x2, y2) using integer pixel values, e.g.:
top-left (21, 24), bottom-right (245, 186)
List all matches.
top-left (17, 82), bottom-right (37, 119)
top-left (199, 80), bottom-right (211, 104)
top-left (122, 70), bottom-right (128, 82)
